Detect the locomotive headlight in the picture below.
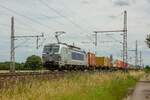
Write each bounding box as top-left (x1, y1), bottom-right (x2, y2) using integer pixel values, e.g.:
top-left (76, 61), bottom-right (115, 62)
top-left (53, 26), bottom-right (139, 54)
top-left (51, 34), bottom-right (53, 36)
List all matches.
top-left (58, 56), bottom-right (61, 61)
top-left (42, 53), bottom-right (46, 57)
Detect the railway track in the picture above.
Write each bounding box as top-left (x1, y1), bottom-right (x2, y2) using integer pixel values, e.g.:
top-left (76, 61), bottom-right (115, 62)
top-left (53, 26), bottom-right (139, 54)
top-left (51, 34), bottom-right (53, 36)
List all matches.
top-left (0, 69), bottom-right (126, 89)
top-left (0, 70), bottom-right (68, 89)
top-left (0, 70), bottom-right (72, 79)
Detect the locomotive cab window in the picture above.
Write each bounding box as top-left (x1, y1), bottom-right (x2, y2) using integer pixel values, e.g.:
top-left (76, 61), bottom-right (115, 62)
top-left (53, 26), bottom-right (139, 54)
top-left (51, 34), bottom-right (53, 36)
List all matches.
top-left (43, 45), bottom-right (60, 53)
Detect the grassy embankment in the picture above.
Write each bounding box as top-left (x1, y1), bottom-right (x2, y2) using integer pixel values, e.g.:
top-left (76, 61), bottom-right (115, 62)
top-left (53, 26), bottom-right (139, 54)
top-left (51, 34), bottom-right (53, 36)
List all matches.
top-left (0, 71), bottom-right (144, 100)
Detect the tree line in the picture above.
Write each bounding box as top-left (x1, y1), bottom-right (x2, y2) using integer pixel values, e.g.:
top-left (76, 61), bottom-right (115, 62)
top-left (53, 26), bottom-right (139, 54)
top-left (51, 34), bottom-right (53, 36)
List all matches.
top-left (0, 55), bottom-right (43, 70)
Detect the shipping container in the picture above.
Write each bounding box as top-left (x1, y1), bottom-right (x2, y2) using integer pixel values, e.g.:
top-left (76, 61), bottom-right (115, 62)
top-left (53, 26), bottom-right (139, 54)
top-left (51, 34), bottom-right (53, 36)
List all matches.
top-left (114, 60), bottom-right (122, 68)
top-left (96, 57), bottom-right (111, 68)
top-left (114, 60), bottom-right (128, 69)
top-left (87, 52), bottom-right (96, 68)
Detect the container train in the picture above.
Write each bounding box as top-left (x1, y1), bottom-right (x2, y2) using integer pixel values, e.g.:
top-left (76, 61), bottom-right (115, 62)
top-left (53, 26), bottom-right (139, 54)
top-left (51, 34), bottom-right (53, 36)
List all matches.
top-left (42, 43), bottom-right (133, 70)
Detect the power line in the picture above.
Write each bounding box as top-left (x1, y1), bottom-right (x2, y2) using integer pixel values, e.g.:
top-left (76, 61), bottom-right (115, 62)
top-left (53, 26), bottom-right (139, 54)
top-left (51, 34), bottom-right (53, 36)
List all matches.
top-left (40, 14), bottom-right (66, 26)
top-left (0, 12), bottom-right (43, 33)
top-left (39, 0), bottom-right (95, 45)
top-left (59, 0), bottom-right (123, 31)
top-left (93, 11), bottom-right (128, 70)
top-left (0, 4), bottom-right (55, 31)
top-left (10, 17), bottom-right (45, 72)
top-left (15, 38), bottom-right (30, 48)
top-left (0, 4), bottom-right (53, 45)
top-left (57, 1), bottom-right (97, 39)
top-left (62, 4), bottom-right (98, 42)
top-left (38, 0), bottom-right (87, 33)
top-left (0, 23), bottom-right (41, 33)
top-left (105, 34), bottom-right (123, 44)
top-left (15, 19), bottom-right (43, 33)
top-left (135, 40), bottom-right (138, 67)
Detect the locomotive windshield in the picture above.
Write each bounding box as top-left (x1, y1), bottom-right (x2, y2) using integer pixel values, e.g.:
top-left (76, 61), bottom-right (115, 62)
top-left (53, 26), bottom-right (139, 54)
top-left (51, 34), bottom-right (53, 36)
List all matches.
top-left (43, 45), bottom-right (59, 53)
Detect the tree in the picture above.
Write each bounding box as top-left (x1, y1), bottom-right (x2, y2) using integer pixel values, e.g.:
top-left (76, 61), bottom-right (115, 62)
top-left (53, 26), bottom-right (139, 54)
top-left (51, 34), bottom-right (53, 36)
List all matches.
top-left (25, 55), bottom-right (42, 70)
top-left (145, 65), bottom-right (150, 73)
top-left (146, 34), bottom-right (150, 48)
top-left (0, 62), bottom-right (24, 70)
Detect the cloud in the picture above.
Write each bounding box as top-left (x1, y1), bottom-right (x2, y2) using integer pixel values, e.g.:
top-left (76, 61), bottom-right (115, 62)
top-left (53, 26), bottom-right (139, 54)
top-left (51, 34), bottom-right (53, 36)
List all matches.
top-left (112, 0), bottom-right (130, 6)
top-left (146, 0), bottom-right (150, 3)
top-left (81, 0), bottom-right (98, 4)
top-left (108, 15), bottom-right (118, 19)
top-left (81, 0), bottom-right (89, 4)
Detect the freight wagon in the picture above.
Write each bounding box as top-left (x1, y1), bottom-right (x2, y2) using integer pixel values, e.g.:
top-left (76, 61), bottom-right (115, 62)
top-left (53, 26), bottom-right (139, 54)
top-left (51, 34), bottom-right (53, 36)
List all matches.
top-left (87, 52), bottom-right (96, 69)
top-left (114, 60), bottom-right (128, 69)
top-left (95, 57), bottom-right (111, 69)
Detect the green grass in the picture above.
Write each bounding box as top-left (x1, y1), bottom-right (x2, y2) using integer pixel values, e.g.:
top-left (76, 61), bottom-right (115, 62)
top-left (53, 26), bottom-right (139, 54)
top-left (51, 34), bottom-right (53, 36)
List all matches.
top-left (0, 71), bottom-right (144, 100)
top-left (55, 74), bottom-right (138, 100)
top-left (85, 75), bottom-right (136, 100)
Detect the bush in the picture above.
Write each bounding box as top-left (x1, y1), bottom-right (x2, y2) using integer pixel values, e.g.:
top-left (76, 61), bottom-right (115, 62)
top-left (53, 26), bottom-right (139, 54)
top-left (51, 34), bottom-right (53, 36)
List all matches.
top-left (0, 62), bottom-right (24, 70)
top-left (144, 65), bottom-right (150, 73)
top-left (146, 34), bottom-right (150, 48)
top-left (24, 55), bottom-right (42, 70)
top-left (0, 62), bottom-right (10, 70)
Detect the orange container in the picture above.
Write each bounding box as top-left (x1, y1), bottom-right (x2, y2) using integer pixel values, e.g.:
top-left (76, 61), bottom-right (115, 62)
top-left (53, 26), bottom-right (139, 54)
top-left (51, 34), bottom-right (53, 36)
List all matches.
top-left (87, 52), bottom-right (96, 67)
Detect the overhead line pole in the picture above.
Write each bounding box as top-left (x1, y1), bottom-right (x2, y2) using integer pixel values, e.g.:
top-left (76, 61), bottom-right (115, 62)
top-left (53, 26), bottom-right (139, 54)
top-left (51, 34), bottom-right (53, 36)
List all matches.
top-left (10, 16), bottom-right (15, 73)
top-left (139, 51), bottom-right (142, 67)
top-left (128, 49), bottom-right (136, 67)
top-left (94, 11), bottom-right (128, 69)
top-left (126, 41), bottom-right (139, 68)
top-left (123, 10), bottom-right (128, 69)
top-left (135, 40), bottom-right (138, 67)
top-left (10, 17), bottom-right (44, 73)
top-left (94, 32), bottom-right (97, 54)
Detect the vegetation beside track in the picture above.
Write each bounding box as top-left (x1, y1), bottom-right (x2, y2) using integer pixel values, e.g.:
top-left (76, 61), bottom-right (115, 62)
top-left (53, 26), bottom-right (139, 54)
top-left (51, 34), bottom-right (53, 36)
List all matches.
top-left (0, 71), bottom-right (144, 100)
top-left (0, 55), bottom-right (42, 70)
top-left (144, 65), bottom-right (150, 73)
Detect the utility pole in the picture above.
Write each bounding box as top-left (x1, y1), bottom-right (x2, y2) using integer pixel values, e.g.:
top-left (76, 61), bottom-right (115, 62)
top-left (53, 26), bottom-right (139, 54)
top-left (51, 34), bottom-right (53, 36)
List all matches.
top-left (135, 40), bottom-right (138, 67)
top-left (94, 32), bottom-right (97, 54)
top-left (10, 17), bottom-right (44, 73)
top-left (139, 51), bottom-right (142, 67)
top-left (10, 16), bottom-right (15, 73)
top-left (123, 11), bottom-right (128, 69)
top-left (128, 40), bottom-right (139, 68)
top-left (93, 10), bottom-right (128, 69)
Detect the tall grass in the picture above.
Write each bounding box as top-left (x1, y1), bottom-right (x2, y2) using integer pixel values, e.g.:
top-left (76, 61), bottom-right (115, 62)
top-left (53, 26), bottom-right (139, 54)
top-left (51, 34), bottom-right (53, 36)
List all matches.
top-left (0, 71), bottom-right (144, 100)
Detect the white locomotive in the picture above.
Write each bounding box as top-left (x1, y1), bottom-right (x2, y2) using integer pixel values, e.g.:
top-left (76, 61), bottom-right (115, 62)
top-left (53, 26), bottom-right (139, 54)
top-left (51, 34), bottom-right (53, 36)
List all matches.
top-left (42, 43), bottom-right (87, 70)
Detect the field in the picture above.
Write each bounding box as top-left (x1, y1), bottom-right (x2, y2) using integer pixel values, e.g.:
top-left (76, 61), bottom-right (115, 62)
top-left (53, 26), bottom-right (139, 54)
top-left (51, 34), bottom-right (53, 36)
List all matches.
top-left (0, 71), bottom-right (144, 100)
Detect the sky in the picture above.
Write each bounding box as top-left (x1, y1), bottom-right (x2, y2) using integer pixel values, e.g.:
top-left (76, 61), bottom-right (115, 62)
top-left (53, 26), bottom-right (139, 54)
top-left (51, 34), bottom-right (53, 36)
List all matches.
top-left (0, 0), bottom-right (150, 65)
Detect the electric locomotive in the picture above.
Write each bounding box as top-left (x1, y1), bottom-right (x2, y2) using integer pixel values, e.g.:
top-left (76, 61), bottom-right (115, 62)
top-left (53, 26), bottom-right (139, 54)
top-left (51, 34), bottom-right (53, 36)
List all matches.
top-left (42, 43), bottom-right (87, 70)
